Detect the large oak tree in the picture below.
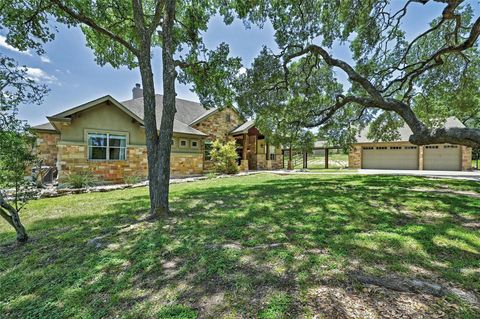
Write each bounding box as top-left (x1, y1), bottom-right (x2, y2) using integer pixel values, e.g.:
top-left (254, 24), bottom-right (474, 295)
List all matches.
top-left (1, 0), bottom-right (240, 215)
top-left (236, 0), bottom-right (480, 147)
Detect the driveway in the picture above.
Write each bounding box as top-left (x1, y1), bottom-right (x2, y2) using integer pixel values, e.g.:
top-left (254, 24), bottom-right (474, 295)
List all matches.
top-left (358, 169), bottom-right (480, 181)
top-left (272, 169), bottom-right (480, 181)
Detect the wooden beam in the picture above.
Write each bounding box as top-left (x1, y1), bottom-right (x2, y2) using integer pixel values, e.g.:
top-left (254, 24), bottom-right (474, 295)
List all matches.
top-left (242, 133), bottom-right (248, 160)
top-left (325, 148), bottom-right (329, 169)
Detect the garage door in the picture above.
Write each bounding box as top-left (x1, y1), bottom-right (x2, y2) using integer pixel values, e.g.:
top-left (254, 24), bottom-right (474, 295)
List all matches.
top-left (424, 144), bottom-right (461, 171)
top-left (362, 145), bottom-right (418, 169)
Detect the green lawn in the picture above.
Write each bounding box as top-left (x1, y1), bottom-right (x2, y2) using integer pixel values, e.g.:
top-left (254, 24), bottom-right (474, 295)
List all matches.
top-left (293, 152), bottom-right (349, 169)
top-left (1, 173), bottom-right (479, 318)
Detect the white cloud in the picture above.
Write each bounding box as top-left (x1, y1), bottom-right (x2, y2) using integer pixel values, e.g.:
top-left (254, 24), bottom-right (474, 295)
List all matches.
top-left (40, 56), bottom-right (51, 63)
top-left (26, 67), bottom-right (58, 84)
top-left (0, 35), bottom-right (32, 56)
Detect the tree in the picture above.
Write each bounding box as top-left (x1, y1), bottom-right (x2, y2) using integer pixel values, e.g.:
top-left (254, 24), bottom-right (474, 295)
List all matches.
top-left (0, 55), bottom-right (48, 242)
top-left (236, 0), bottom-right (480, 147)
top-left (1, 0), bottom-right (241, 215)
top-left (237, 53), bottom-right (341, 169)
top-left (210, 139), bottom-right (239, 174)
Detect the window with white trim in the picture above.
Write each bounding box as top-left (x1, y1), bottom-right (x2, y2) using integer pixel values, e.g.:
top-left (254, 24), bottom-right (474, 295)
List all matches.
top-left (180, 139), bottom-right (188, 148)
top-left (88, 133), bottom-right (126, 160)
top-left (191, 140), bottom-right (199, 148)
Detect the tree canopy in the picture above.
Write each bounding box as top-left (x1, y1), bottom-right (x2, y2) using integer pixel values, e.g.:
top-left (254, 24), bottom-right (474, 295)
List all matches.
top-left (1, 0), bottom-right (241, 214)
top-left (236, 0), bottom-right (480, 147)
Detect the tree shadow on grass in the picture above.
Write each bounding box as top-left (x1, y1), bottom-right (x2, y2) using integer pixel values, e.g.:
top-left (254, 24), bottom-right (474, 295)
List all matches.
top-left (0, 175), bottom-right (479, 318)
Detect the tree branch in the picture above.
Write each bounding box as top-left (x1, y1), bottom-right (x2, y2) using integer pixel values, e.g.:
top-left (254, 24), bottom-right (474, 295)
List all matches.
top-left (50, 0), bottom-right (139, 55)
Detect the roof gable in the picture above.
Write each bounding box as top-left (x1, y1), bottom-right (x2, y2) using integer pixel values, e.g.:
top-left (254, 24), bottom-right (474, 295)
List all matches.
top-left (43, 94), bottom-right (207, 136)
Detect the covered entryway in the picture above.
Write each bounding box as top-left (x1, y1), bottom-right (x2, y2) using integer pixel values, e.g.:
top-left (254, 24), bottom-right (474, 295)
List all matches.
top-left (362, 145), bottom-right (418, 170)
top-left (424, 144), bottom-right (461, 171)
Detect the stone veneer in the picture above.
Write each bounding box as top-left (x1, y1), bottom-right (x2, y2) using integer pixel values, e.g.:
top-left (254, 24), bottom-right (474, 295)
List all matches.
top-left (349, 142), bottom-right (472, 171)
top-left (35, 132), bottom-right (60, 166)
top-left (57, 144), bottom-right (203, 183)
top-left (193, 108), bottom-right (242, 141)
top-left (170, 152), bottom-right (204, 176)
top-left (461, 145), bottom-right (472, 170)
top-left (57, 144), bottom-right (149, 183)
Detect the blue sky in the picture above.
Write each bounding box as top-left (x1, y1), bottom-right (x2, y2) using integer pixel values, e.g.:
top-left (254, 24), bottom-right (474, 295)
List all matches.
top-left (0, 1), bottom-right (476, 125)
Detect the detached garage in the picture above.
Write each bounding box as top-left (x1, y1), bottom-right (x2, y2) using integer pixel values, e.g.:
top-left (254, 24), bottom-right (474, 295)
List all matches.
top-left (348, 117), bottom-right (472, 171)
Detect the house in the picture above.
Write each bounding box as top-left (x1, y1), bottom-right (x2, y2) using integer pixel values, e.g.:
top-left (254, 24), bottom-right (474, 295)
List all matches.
top-left (31, 84), bottom-right (284, 183)
top-left (348, 117), bottom-right (472, 171)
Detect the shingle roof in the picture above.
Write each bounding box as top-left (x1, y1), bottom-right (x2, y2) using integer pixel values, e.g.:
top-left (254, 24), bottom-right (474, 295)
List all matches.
top-left (120, 95), bottom-right (213, 136)
top-left (355, 117), bottom-right (465, 143)
top-left (230, 119), bottom-right (255, 134)
top-left (31, 122), bottom-right (57, 132)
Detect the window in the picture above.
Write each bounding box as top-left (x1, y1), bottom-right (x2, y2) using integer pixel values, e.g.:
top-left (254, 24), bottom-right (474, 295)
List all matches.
top-left (363, 146), bottom-right (374, 150)
top-left (191, 140), bottom-right (198, 148)
top-left (226, 114), bottom-right (231, 122)
top-left (180, 139), bottom-right (188, 148)
top-left (269, 153), bottom-right (276, 160)
top-left (88, 133), bottom-right (126, 160)
top-left (204, 141), bottom-right (213, 160)
top-left (390, 146), bottom-right (402, 150)
top-left (405, 146), bottom-right (417, 149)
top-left (444, 145), bottom-right (458, 149)
top-left (376, 146), bottom-right (387, 150)
top-left (426, 145), bottom-right (439, 149)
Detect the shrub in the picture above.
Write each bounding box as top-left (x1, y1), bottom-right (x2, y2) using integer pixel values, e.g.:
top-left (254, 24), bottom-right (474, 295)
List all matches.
top-left (124, 175), bottom-right (143, 185)
top-left (65, 171), bottom-right (96, 189)
top-left (210, 139), bottom-right (239, 174)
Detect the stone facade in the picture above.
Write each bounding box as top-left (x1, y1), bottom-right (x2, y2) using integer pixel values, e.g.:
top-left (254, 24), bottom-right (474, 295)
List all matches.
top-left (349, 142), bottom-right (472, 171)
top-left (57, 143), bottom-right (204, 183)
top-left (57, 144), bottom-right (149, 183)
top-left (461, 145), bottom-right (472, 170)
top-left (35, 132), bottom-right (60, 166)
top-left (348, 145), bottom-right (362, 169)
top-left (171, 152), bottom-right (204, 176)
top-left (193, 108), bottom-right (242, 141)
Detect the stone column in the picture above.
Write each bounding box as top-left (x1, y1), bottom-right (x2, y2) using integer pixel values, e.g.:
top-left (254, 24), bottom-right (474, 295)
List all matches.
top-left (461, 146), bottom-right (472, 171)
top-left (418, 146), bottom-right (424, 170)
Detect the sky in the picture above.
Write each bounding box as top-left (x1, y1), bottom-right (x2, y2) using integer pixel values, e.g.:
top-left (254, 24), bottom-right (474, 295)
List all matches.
top-left (1, 1), bottom-right (477, 126)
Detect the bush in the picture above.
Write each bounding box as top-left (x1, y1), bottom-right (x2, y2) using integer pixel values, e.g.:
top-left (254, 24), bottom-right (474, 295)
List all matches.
top-left (124, 175), bottom-right (143, 185)
top-left (210, 139), bottom-right (239, 174)
top-left (65, 171), bottom-right (96, 189)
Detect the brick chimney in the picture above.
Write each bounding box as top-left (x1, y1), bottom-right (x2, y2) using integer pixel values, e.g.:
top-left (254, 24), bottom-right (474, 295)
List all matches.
top-left (132, 83), bottom-right (143, 99)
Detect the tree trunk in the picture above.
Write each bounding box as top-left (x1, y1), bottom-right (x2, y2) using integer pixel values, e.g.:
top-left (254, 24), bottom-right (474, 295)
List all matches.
top-left (138, 57), bottom-right (163, 215)
top-left (153, 0), bottom-right (177, 216)
top-left (0, 194), bottom-right (28, 243)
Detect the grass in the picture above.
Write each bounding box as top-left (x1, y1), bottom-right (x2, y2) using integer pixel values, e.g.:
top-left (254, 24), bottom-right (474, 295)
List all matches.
top-left (0, 173), bottom-right (479, 318)
top-left (292, 152), bottom-right (349, 169)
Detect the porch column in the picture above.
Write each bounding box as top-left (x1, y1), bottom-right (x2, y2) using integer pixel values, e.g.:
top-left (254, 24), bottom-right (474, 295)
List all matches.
top-left (241, 133), bottom-right (249, 171)
top-left (325, 148), bottom-right (329, 169)
top-left (266, 142), bottom-right (272, 169)
top-left (242, 133), bottom-right (248, 160)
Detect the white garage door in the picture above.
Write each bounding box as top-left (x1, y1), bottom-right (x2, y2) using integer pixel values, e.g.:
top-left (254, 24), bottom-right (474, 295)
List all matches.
top-left (424, 145), bottom-right (461, 171)
top-left (362, 145), bottom-right (418, 170)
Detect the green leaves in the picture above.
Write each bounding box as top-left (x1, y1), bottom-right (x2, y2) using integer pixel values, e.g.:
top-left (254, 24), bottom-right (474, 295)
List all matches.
top-left (178, 43), bottom-right (242, 110)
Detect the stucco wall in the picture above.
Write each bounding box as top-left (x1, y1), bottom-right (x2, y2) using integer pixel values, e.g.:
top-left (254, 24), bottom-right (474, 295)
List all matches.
top-left (193, 108), bottom-right (242, 141)
top-left (60, 102), bottom-right (146, 145)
